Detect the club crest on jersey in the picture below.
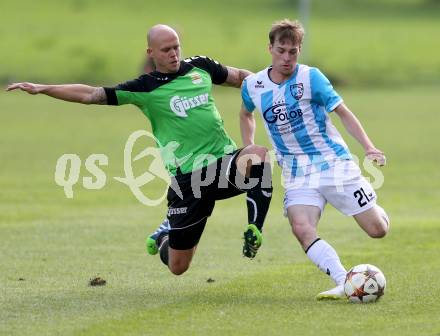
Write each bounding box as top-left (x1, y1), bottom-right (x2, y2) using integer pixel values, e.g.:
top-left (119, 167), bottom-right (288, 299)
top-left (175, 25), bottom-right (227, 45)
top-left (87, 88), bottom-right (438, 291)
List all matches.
top-left (190, 72), bottom-right (203, 84)
top-left (290, 83), bottom-right (304, 100)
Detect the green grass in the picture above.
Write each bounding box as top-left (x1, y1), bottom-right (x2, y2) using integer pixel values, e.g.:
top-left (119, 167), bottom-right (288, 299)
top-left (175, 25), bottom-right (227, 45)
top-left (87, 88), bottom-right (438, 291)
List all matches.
top-left (1, 0), bottom-right (440, 334)
top-left (1, 86), bottom-right (440, 335)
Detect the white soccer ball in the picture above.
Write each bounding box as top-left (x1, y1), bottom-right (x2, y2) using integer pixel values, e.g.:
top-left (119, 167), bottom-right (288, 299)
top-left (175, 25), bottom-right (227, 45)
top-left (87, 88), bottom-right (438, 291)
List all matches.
top-left (344, 264), bottom-right (386, 303)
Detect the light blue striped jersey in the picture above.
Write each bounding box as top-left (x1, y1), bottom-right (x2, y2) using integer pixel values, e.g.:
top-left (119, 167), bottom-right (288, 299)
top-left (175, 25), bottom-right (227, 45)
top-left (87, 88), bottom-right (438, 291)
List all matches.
top-left (241, 64), bottom-right (351, 177)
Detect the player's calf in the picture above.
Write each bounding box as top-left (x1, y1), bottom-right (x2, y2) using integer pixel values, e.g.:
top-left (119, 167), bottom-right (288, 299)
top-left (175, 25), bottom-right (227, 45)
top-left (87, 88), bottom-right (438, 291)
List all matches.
top-left (290, 220), bottom-right (319, 250)
top-left (234, 147), bottom-right (272, 258)
top-left (287, 205), bottom-right (321, 249)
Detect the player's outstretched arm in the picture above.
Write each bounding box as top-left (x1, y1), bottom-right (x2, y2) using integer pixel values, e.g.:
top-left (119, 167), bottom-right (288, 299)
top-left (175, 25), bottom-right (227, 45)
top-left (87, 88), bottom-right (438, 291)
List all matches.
top-left (6, 83), bottom-right (107, 105)
top-left (333, 103), bottom-right (386, 166)
top-left (240, 104), bottom-right (256, 146)
top-left (224, 66), bottom-right (253, 88)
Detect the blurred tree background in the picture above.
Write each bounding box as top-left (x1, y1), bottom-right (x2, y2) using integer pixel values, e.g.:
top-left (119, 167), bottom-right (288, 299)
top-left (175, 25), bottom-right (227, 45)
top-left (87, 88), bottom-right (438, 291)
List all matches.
top-left (1, 3), bottom-right (440, 335)
top-left (1, 0), bottom-right (439, 87)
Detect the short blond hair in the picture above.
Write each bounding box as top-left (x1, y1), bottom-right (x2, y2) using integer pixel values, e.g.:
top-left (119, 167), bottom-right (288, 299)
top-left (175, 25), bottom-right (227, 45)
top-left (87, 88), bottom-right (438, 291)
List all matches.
top-left (269, 19), bottom-right (305, 45)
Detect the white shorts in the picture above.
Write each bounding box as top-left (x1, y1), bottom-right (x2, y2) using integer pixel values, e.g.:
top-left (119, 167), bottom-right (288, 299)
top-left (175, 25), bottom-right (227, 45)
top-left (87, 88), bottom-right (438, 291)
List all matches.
top-left (283, 160), bottom-right (377, 216)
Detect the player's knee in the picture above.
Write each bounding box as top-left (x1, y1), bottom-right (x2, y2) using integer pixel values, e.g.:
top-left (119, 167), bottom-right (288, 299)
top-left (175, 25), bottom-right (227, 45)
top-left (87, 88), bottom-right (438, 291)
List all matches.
top-left (291, 220), bottom-right (313, 242)
top-left (367, 221), bottom-right (388, 239)
top-left (369, 230), bottom-right (386, 239)
top-left (169, 264), bottom-right (189, 276)
top-left (168, 260), bottom-right (190, 276)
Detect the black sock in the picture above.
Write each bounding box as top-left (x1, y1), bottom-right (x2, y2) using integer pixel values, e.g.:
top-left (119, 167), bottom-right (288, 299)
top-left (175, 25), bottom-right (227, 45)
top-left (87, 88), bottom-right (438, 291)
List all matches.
top-left (246, 162), bottom-right (272, 231)
top-left (158, 235), bottom-right (169, 266)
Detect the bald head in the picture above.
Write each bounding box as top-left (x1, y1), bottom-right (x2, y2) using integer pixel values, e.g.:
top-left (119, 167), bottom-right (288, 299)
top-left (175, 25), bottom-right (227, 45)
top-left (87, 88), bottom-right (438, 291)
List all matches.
top-left (147, 24), bottom-right (179, 47)
top-left (146, 24), bottom-right (181, 73)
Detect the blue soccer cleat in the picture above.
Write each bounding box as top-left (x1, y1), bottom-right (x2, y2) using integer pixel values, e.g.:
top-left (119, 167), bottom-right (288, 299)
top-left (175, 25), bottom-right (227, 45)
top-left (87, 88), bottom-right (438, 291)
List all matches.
top-left (146, 219), bottom-right (170, 255)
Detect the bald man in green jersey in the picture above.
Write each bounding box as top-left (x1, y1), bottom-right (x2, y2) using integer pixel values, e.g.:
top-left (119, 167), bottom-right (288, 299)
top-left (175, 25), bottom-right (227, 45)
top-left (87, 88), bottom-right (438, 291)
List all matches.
top-left (7, 24), bottom-right (273, 276)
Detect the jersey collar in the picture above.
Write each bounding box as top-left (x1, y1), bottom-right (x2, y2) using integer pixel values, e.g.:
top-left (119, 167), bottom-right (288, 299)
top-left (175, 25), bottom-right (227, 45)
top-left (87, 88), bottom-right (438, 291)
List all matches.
top-left (266, 64), bottom-right (299, 87)
top-left (149, 61), bottom-right (191, 81)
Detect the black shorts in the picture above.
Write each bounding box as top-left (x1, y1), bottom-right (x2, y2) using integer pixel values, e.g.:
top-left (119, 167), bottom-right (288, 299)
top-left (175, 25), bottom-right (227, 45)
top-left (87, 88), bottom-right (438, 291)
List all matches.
top-left (166, 150), bottom-right (245, 250)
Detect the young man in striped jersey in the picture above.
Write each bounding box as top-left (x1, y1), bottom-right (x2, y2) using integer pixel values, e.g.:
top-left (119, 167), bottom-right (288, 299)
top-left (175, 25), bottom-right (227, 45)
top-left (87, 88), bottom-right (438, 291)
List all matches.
top-left (7, 24), bottom-right (273, 276)
top-left (240, 19), bottom-right (390, 299)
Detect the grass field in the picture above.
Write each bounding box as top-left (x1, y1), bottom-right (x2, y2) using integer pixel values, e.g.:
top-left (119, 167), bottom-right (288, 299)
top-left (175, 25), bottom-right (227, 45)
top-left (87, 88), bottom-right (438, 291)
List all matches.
top-left (1, 0), bottom-right (440, 334)
top-left (1, 85), bottom-right (440, 335)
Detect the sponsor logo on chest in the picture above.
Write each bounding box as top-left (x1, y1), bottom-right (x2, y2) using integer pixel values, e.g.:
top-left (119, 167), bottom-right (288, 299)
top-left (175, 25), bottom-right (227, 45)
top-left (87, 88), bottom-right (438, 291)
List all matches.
top-left (170, 93), bottom-right (209, 117)
top-left (263, 99), bottom-right (303, 126)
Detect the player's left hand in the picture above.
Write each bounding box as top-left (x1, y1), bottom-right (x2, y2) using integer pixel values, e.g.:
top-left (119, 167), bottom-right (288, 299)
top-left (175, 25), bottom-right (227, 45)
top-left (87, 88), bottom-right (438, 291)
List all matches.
top-left (366, 149), bottom-right (386, 166)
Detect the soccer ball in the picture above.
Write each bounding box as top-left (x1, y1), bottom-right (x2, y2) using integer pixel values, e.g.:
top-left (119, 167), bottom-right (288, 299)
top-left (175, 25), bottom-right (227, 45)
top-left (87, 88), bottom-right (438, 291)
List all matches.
top-left (344, 264), bottom-right (386, 303)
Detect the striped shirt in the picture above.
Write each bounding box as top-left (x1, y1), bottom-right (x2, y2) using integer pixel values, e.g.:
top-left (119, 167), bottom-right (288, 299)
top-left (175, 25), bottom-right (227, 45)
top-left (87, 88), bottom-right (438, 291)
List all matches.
top-left (241, 64), bottom-right (351, 177)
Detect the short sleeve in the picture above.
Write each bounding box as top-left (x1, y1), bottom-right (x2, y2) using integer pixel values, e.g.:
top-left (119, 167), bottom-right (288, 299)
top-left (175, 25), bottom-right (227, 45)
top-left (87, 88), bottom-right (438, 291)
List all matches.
top-left (185, 56), bottom-right (228, 85)
top-left (104, 77), bottom-right (146, 106)
top-left (241, 79), bottom-right (255, 112)
top-left (310, 68), bottom-right (343, 112)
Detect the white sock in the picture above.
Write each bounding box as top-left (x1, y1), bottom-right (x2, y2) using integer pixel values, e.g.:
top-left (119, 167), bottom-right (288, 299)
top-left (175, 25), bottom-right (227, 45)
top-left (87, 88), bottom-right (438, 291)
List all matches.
top-left (306, 239), bottom-right (347, 285)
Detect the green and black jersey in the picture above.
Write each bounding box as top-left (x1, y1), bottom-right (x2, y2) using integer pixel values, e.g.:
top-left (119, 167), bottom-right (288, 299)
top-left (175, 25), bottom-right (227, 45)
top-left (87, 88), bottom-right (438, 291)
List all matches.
top-left (104, 56), bottom-right (236, 176)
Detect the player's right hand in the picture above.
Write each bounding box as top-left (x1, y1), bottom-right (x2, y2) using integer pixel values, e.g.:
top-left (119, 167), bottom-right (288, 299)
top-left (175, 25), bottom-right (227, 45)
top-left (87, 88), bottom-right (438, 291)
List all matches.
top-left (6, 82), bottom-right (43, 94)
top-left (366, 150), bottom-right (386, 166)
